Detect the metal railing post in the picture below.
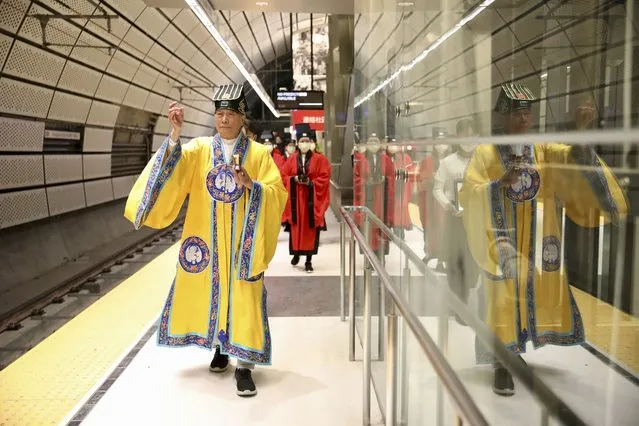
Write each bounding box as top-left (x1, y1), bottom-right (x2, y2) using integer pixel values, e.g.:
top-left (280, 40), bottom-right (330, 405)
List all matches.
top-left (437, 289), bottom-right (450, 426)
top-left (363, 258), bottom-right (373, 425)
top-left (386, 308), bottom-right (399, 426)
top-left (349, 234), bottom-right (357, 362)
top-left (399, 257), bottom-right (411, 425)
top-left (340, 220), bottom-right (346, 322)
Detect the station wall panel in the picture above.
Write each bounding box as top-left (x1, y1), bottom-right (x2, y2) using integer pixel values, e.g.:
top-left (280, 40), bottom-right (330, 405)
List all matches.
top-left (0, 117), bottom-right (45, 152)
top-left (86, 101), bottom-right (120, 127)
top-left (83, 154), bottom-right (112, 179)
top-left (123, 85), bottom-right (150, 110)
top-left (106, 50), bottom-right (141, 81)
top-left (0, 155), bottom-right (44, 190)
top-left (3, 41), bottom-right (66, 86)
top-left (70, 34), bottom-right (113, 70)
top-left (152, 134), bottom-right (166, 151)
top-left (95, 75), bottom-right (130, 104)
top-left (47, 183), bottom-right (86, 216)
top-left (144, 93), bottom-right (166, 114)
top-left (83, 128), bottom-right (114, 152)
top-left (0, 0), bottom-right (29, 34)
top-left (0, 33), bottom-right (12, 66)
top-left (57, 62), bottom-right (103, 97)
top-left (0, 78), bottom-right (54, 118)
top-left (48, 92), bottom-right (92, 123)
top-left (84, 179), bottom-right (114, 207)
top-left (44, 155), bottom-right (83, 184)
top-left (112, 175), bottom-right (137, 199)
top-left (123, 27), bottom-right (154, 56)
top-left (0, 188), bottom-right (48, 229)
top-left (155, 116), bottom-right (171, 134)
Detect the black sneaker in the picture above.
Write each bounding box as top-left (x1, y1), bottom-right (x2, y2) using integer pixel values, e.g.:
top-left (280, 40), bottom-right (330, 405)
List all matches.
top-left (209, 346), bottom-right (229, 373)
top-left (235, 368), bottom-right (257, 397)
top-left (493, 365), bottom-right (515, 396)
top-left (291, 255), bottom-right (300, 266)
top-left (305, 262), bottom-right (313, 273)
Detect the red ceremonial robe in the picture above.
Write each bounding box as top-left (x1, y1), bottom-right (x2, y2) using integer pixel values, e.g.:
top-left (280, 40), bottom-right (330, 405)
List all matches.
top-left (281, 151), bottom-right (331, 255)
top-left (353, 151), bottom-right (395, 254)
top-left (388, 151), bottom-right (415, 229)
top-left (272, 149), bottom-right (286, 170)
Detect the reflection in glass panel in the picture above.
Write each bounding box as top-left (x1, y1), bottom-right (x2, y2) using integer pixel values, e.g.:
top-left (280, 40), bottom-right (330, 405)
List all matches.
top-left (353, 0), bottom-right (638, 424)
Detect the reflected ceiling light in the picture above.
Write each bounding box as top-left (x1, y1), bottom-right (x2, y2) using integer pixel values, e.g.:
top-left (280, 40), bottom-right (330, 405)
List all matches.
top-left (185, 0), bottom-right (280, 118)
top-left (355, 0), bottom-right (495, 108)
top-left (256, 1), bottom-right (268, 5)
top-left (397, 2), bottom-right (414, 6)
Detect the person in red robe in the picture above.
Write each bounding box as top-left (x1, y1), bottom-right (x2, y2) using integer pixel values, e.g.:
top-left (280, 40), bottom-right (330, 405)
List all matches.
top-left (353, 134), bottom-right (395, 257)
top-left (385, 137), bottom-right (415, 238)
top-left (264, 137), bottom-right (286, 170)
top-left (417, 143), bottom-right (450, 269)
top-left (281, 127), bottom-right (331, 272)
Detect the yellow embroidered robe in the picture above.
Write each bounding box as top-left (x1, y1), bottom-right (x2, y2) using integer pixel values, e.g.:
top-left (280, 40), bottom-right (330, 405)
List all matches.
top-left (124, 134), bottom-right (287, 364)
top-left (460, 144), bottom-right (627, 357)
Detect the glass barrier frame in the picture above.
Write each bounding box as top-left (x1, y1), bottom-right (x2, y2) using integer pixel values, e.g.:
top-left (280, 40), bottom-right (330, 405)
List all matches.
top-left (339, 204), bottom-right (590, 426)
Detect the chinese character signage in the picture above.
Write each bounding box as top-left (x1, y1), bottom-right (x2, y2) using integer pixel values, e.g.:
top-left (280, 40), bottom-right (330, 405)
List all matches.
top-left (291, 109), bottom-right (325, 131)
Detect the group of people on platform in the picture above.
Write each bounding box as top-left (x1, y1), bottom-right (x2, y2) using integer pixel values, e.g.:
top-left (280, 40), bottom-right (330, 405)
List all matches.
top-left (124, 81), bottom-right (627, 401)
top-left (246, 121), bottom-right (332, 273)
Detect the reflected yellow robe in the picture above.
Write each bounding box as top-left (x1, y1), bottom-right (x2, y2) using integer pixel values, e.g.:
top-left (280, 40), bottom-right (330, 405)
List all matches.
top-left (124, 134), bottom-right (287, 365)
top-left (460, 144), bottom-right (627, 357)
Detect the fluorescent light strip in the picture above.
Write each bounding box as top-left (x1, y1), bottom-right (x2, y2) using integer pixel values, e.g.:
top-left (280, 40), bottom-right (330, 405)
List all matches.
top-left (354, 0), bottom-right (495, 108)
top-left (186, 0), bottom-right (281, 118)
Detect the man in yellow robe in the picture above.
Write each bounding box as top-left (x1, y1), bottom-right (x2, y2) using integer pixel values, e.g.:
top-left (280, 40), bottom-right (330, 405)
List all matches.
top-left (124, 84), bottom-right (287, 397)
top-left (460, 83), bottom-right (627, 396)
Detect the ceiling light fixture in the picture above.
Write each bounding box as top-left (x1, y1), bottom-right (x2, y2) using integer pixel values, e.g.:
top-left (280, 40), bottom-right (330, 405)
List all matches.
top-left (397, 1), bottom-right (415, 6)
top-left (355, 0), bottom-right (495, 108)
top-left (256, 1), bottom-right (268, 6)
top-left (185, 0), bottom-right (280, 118)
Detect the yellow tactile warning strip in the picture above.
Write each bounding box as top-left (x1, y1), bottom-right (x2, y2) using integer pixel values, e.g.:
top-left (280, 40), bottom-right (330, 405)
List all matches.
top-left (572, 287), bottom-right (639, 374)
top-left (407, 201), bottom-right (639, 375)
top-left (0, 243), bottom-right (179, 426)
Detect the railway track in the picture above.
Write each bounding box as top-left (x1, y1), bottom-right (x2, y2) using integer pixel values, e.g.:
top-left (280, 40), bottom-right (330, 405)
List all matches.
top-left (0, 215), bottom-right (185, 370)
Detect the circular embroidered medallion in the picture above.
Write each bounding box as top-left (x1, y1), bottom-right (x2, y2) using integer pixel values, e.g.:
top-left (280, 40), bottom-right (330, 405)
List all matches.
top-left (506, 167), bottom-right (541, 203)
top-left (206, 164), bottom-right (245, 203)
top-left (179, 236), bottom-right (210, 273)
top-left (542, 236), bottom-right (561, 272)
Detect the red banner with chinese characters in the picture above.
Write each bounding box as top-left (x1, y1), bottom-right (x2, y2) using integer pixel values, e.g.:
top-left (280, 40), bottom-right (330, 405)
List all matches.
top-left (291, 109), bottom-right (325, 131)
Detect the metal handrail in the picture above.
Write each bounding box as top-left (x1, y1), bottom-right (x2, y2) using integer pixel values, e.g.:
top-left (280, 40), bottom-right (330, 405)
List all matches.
top-left (357, 128), bottom-right (639, 147)
top-left (341, 205), bottom-right (587, 426)
top-left (340, 207), bottom-right (489, 426)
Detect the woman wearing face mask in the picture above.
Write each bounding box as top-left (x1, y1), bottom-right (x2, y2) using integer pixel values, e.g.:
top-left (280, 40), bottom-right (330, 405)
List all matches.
top-left (280, 126), bottom-right (331, 272)
top-left (433, 119), bottom-right (480, 322)
top-left (385, 138), bottom-right (415, 238)
top-left (353, 133), bottom-right (395, 256)
top-left (418, 140), bottom-right (451, 267)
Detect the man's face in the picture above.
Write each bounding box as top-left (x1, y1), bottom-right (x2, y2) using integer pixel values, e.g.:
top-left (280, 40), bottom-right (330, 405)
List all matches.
top-left (214, 109), bottom-right (244, 139)
top-left (505, 109), bottom-right (532, 134)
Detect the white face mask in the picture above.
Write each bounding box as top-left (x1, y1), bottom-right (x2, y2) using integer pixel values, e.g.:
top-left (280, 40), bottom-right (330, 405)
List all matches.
top-left (298, 141), bottom-right (311, 153)
top-left (310, 142), bottom-right (316, 152)
top-left (264, 143), bottom-right (274, 153)
top-left (286, 145), bottom-right (296, 155)
top-left (435, 144), bottom-right (449, 155)
top-left (387, 145), bottom-right (399, 154)
top-left (357, 145), bottom-right (367, 153)
top-left (367, 143), bottom-right (380, 154)
top-left (459, 144), bottom-right (476, 153)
